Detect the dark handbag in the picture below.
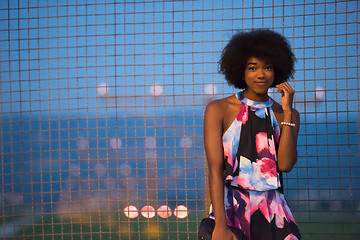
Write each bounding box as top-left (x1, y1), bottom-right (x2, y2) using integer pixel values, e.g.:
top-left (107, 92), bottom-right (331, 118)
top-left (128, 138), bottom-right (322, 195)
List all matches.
top-left (198, 218), bottom-right (247, 240)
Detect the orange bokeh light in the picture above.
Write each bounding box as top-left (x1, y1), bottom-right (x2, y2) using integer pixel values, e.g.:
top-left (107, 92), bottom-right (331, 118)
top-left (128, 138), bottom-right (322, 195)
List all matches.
top-left (157, 205), bottom-right (172, 218)
top-left (174, 205), bottom-right (188, 219)
top-left (141, 205), bottom-right (156, 219)
top-left (124, 205), bottom-right (139, 219)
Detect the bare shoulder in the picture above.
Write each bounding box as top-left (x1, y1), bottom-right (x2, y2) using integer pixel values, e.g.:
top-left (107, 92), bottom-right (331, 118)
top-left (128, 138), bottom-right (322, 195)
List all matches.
top-left (205, 95), bottom-right (238, 116)
top-left (205, 97), bottom-right (226, 112)
top-left (205, 94), bottom-right (242, 134)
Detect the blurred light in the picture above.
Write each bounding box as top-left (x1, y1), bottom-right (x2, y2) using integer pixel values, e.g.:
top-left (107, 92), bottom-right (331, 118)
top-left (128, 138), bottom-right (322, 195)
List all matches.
top-left (149, 84), bottom-right (163, 96)
top-left (205, 84), bottom-right (217, 95)
top-left (145, 137), bottom-right (156, 148)
top-left (3, 193), bottom-right (24, 205)
top-left (95, 163), bottom-right (106, 177)
top-left (69, 164), bottom-right (80, 178)
top-left (104, 177), bottom-right (116, 190)
top-left (124, 205), bottom-right (139, 219)
top-left (174, 205), bottom-right (188, 219)
top-left (119, 163), bottom-right (132, 177)
top-left (157, 205), bottom-right (172, 218)
top-left (110, 138), bottom-right (122, 149)
top-left (179, 137), bottom-right (193, 148)
top-left (169, 164), bottom-right (184, 178)
top-left (97, 83), bottom-right (109, 96)
top-left (78, 138), bottom-right (88, 150)
top-left (141, 205), bottom-right (156, 219)
top-left (145, 223), bottom-right (160, 238)
top-left (315, 86), bottom-right (324, 100)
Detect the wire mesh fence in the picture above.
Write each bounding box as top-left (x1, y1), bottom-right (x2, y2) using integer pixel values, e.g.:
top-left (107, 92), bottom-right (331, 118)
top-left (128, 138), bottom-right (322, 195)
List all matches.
top-left (0, 0), bottom-right (359, 239)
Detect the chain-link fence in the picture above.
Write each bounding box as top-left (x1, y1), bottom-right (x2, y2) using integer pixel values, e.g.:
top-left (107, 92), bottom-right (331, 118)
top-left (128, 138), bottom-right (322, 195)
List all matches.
top-left (0, 0), bottom-right (359, 239)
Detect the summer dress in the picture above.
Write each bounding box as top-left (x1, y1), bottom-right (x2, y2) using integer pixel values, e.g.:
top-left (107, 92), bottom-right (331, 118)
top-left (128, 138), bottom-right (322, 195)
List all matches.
top-left (209, 91), bottom-right (301, 240)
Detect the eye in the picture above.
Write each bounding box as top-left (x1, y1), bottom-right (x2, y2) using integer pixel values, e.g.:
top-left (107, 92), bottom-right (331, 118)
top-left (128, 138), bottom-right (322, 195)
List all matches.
top-left (248, 67), bottom-right (256, 71)
top-left (265, 65), bottom-right (273, 70)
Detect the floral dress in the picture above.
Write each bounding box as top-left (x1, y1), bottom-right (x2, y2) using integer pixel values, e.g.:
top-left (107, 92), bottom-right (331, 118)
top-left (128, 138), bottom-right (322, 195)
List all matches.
top-left (209, 91), bottom-right (301, 240)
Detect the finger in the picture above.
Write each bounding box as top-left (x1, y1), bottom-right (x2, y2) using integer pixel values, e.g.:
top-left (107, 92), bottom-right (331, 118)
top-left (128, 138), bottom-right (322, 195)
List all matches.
top-left (276, 86), bottom-right (286, 96)
top-left (282, 82), bottom-right (295, 93)
top-left (276, 83), bottom-right (288, 91)
top-left (281, 84), bottom-right (292, 94)
top-left (276, 84), bottom-right (284, 93)
top-left (276, 82), bottom-right (288, 87)
top-left (280, 83), bottom-right (294, 95)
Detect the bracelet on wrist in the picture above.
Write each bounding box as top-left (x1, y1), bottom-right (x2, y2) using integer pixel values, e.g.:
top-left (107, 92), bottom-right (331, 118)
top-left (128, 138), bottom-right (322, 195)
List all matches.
top-left (281, 121), bottom-right (295, 127)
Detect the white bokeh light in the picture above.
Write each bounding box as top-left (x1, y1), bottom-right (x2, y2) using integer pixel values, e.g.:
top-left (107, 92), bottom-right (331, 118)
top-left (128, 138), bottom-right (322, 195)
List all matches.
top-left (95, 163), bottom-right (106, 178)
top-left (169, 164), bottom-right (184, 178)
top-left (205, 84), bottom-right (217, 95)
top-left (145, 137), bottom-right (157, 148)
top-left (78, 138), bottom-right (88, 150)
top-left (110, 138), bottom-right (122, 149)
top-left (149, 84), bottom-right (163, 96)
top-left (69, 164), bottom-right (80, 178)
top-left (174, 205), bottom-right (188, 219)
top-left (315, 86), bottom-right (325, 100)
top-left (97, 83), bottom-right (109, 96)
top-left (179, 137), bottom-right (193, 148)
top-left (119, 163), bottom-right (131, 177)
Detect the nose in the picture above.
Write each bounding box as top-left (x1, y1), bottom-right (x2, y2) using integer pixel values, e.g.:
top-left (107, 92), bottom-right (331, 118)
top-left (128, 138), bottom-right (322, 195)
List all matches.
top-left (257, 69), bottom-right (265, 78)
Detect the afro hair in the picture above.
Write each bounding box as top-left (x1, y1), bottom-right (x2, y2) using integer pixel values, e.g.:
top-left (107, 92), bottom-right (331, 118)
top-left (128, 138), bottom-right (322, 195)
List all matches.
top-left (219, 29), bottom-right (296, 89)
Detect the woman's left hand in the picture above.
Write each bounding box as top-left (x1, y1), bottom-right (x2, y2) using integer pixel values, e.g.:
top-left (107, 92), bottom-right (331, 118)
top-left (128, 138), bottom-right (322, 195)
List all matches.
top-left (276, 82), bottom-right (295, 112)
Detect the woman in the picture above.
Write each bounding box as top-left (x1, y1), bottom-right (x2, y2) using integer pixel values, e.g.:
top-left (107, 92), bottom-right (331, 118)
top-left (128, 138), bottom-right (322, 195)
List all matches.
top-left (203, 29), bottom-right (301, 240)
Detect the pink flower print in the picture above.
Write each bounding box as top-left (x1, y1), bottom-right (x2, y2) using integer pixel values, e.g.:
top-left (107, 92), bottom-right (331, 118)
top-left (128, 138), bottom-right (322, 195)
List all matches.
top-left (257, 158), bottom-right (277, 178)
top-left (256, 132), bottom-right (275, 160)
top-left (268, 192), bottom-right (296, 229)
top-left (284, 233), bottom-right (299, 240)
top-left (282, 200), bottom-right (296, 224)
top-left (249, 192), bottom-right (270, 222)
top-left (238, 155), bottom-right (279, 190)
top-left (274, 203), bottom-right (286, 228)
top-left (236, 103), bottom-right (248, 124)
top-left (269, 135), bottom-right (276, 156)
top-left (255, 132), bottom-right (267, 152)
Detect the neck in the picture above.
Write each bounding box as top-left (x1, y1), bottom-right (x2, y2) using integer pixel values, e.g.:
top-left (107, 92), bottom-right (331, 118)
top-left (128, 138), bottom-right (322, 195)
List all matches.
top-left (242, 89), bottom-right (269, 102)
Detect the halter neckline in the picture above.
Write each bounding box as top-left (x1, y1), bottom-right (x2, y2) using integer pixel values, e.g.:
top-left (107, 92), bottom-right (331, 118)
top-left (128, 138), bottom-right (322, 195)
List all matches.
top-left (236, 91), bottom-right (274, 108)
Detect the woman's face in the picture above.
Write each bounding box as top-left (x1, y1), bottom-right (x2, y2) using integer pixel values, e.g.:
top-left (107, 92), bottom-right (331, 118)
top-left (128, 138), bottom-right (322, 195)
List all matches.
top-left (243, 57), bottom-right (274, 98)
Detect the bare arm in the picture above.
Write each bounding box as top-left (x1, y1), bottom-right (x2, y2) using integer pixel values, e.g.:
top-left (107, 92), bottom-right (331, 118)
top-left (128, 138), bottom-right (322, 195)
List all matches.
top-left (204, 101), bottom-right (236, 240)
top-left (276, 82), bottom-right (300, 173)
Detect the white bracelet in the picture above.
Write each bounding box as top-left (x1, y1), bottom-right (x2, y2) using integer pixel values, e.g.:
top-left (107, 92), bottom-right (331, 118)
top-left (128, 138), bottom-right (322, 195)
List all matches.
top-left (281, 122), bottom-right (295, 127)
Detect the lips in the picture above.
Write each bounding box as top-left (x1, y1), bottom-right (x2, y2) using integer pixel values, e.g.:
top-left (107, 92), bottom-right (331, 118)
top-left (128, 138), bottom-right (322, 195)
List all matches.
top-left (254, 81), bottom-right (267, 85)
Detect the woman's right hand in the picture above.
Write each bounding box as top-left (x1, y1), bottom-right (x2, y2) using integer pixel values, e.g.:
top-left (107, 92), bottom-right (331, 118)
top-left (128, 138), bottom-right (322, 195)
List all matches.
top-left (212, 225), bottom-right (237, 240)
